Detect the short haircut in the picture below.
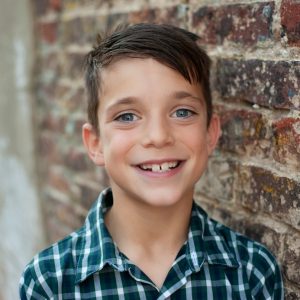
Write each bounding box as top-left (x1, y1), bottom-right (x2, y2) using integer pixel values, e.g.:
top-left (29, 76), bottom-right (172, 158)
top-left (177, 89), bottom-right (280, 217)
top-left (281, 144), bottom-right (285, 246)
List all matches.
top-left (85, 23), bottom-right (212, 133)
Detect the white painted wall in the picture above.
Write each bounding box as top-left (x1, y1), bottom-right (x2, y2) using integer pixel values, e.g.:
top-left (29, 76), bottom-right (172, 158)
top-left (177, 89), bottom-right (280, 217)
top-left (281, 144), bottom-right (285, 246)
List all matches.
top-left (0, 0), bottom-right (46, 299)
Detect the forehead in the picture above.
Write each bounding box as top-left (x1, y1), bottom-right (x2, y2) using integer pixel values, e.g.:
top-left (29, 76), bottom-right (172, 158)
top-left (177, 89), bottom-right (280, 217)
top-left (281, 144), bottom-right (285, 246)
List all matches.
top-left (99, 58), bottom-right (204, 101)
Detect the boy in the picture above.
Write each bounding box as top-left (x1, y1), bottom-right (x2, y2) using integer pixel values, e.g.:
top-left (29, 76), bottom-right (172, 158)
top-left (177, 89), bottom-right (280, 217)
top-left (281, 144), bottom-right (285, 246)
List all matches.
top-left (20, 23), bottom-right (283, 299)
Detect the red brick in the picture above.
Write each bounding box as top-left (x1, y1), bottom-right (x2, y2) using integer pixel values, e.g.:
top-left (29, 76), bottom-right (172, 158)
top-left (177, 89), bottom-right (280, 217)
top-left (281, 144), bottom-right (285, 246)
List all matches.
top-left (37, 21), bottom-right (58, 44)
top-left (92, 5), bottom-right (189, 34)
top-left (281, 0), bottom-right (300, 47)
top-left (37, 134), bottom-right (61, 164)
top-left (61, 52), bottom-right (86, 80)
top-left (49, 169), bottom-right (71, 194)
top-left (238, 166), bottom-right (300, 229)
top-left (74, 173), bottom-right (109, 209)
top-left (192, 2), bottom-right (274, 46)
top-left (272, 118), bottom-right (300, 169)
top-left (215, 59), bottom-right (300, 110)
top-left (32, 0), bottom-right (61, 15)
top-left (216, 107), bottom-right (271, 158)
top-left (40, 113), bottom-right (67, 132)
top-left (50, 0), bottom-right (61, 11)
top-left (44, 195), bottom-right (85, 242)
top-left (64, 148), bottom-right (90, 171)
top-left (129, 5), bottom-right (188, 26)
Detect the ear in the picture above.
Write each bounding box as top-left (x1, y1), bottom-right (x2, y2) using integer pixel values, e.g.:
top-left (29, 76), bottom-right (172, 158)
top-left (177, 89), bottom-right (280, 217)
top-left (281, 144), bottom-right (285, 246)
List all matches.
top-left (82, 123), bottom-right (105, 166)
top-left (206, 114), bottom-right (221, 154)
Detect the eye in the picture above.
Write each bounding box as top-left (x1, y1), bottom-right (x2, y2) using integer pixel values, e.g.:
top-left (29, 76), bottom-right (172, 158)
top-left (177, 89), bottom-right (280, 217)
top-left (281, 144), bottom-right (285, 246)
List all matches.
top-left (172, 108), bottom-right (195, 118)
top-left (115, 112), bottom-right (139, 122)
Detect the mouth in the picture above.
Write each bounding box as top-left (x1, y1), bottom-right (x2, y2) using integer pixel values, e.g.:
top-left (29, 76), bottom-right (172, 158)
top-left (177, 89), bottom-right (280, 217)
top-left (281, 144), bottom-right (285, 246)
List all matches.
top-left (137, 161), bottom-right (181, 173)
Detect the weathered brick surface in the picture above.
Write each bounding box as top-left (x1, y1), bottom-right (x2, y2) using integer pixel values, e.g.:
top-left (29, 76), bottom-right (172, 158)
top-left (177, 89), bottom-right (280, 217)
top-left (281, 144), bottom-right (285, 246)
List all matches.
top-left (37, 21), bottom-right (59, 44)
top-left (44, 193), bottom-right (86, 242)
top-left (238, 166), bottom-right (300, 229)
top-left (32, 0), bottom-right (300, 295)
top-left (61, 17), bottom-right (97, 45)
top-left (74, 171), bottom-right (109, 210)
top-left (216, 105), bottom-right (300, 170)
top-left (281, 0), bottom-right (300, 47)
top-left (272, 117), bottom-right (300, 169)
top-left (205, 207), bottom-right (286, 259)
top-left (216, 59), bottom-right (300, 110)
top-left (243, 222), bottom-right (285, 259)
top-left (217, 107), bottom-right (271, 158)
top-left (285, 288), bottom-right (300, 300)
top-left (32, 0), bottom-right (61, 16)
top-left (129, 5), bottom-right (189, 27)
top-left (61, 52), bottom-right (86, 80)
top-left (193, 2), bottom-right (274, 46)
top-left (63, 147), bottom-right (90, 172)
top-left (196, 156), bottom-right (236, 202)
top-left (283, 232), bottom-right (300, 285)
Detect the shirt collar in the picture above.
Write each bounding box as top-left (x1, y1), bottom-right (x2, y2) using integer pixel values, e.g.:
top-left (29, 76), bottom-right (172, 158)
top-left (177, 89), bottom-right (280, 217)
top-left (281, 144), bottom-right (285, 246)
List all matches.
top-left (75, 189), bottom-right (239, 284)
top-left (186, 203), bottom-right (239, 271)
top-left (75, 188), bottom-right (126, 284)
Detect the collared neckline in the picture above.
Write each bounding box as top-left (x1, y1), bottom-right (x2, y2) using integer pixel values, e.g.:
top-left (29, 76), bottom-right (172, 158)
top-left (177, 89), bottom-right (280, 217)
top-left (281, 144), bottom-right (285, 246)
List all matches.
top-left (75, 188), bottom-right (128, 284)
top-left (75, 189), bottom-right (239, 284)
top-left (186, 203), bottom-right (239, 271)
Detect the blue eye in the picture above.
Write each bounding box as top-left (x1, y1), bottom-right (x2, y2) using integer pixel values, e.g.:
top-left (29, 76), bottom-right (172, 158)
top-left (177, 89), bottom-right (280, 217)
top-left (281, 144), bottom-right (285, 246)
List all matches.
top-left (173, 109), bottom-right (194, 118)
top-left (115, 113), bottom-right (138, 122)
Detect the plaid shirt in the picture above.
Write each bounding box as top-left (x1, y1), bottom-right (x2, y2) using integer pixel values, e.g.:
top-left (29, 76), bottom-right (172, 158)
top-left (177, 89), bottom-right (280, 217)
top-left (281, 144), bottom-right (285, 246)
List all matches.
top-left (20, 188), bottom-right (283, 299)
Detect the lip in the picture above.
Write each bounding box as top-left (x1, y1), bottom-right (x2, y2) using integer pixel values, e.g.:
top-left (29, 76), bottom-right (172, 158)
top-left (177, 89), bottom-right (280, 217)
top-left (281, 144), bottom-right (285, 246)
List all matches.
top-left (134, 159), bottom-right (185, 178)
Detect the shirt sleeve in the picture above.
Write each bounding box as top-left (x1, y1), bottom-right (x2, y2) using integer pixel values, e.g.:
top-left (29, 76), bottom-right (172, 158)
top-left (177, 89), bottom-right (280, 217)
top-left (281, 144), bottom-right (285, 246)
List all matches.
top-left (19, 262), bottom-right (47, 300)
top-left (249, 246), bottom-right (284, 300)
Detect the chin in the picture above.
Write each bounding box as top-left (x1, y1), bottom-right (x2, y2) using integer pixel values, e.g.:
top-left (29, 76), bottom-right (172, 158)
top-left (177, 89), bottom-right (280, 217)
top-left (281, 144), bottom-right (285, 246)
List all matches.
top-left (141, 191), bottom-right (190, 208)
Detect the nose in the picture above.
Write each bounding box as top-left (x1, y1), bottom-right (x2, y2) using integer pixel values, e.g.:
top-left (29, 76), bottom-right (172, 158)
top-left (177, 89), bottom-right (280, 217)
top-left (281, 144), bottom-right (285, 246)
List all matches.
top-left (141, 115), bottom-right (175, 148)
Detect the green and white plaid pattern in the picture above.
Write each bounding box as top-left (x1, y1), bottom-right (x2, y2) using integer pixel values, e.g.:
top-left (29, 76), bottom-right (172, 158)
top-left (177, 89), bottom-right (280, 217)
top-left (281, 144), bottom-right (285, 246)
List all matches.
top-left (20, 188), bottom-right (283, 299)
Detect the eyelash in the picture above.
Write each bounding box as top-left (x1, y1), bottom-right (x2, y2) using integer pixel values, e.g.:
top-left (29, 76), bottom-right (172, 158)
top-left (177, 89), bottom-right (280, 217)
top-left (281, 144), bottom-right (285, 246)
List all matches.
top-left (171, 108), bottom-right (196, 118)
top-left (114, 112), bottom-right (139, 123)
top-left (114, 108), bottom-right (196, 123)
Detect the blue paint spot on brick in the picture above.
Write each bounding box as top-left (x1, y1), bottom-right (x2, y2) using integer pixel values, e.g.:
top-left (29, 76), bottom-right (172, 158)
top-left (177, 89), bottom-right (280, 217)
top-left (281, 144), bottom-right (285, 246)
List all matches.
top-left (258, 35), bottom-right (268, 42)
top-left (263, 5), bottom-right (272, 19)
top-left (288, 89), bottom-right (296, 98)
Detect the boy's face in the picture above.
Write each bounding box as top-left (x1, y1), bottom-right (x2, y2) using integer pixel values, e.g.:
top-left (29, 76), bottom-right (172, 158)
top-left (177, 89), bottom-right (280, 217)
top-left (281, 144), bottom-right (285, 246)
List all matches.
top-left (83, 58), bottom-right (220, 208)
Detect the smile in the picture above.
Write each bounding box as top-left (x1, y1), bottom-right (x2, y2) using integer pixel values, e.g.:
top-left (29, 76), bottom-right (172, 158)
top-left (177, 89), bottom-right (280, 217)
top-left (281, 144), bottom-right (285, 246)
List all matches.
top-left (138, 161), bottom-right (180, 173)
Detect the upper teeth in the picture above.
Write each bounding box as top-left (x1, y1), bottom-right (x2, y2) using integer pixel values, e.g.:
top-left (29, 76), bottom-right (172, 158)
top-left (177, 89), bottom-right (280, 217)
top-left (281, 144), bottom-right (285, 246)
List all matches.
top-left (140, 162), bottom-right (178, 172)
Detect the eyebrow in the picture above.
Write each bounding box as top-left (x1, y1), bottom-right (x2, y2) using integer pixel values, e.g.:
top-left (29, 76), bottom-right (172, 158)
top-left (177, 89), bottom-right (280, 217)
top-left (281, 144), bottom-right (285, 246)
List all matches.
top-left (171, 91), bottom-right (203, 102)
top-left (105, 90), bottom-right (203, 113)
top-left (106, 97), bottom-right (138, 114)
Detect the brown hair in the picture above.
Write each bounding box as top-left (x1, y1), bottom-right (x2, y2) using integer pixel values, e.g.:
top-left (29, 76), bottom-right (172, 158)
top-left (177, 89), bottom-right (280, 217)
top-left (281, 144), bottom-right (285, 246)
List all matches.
top-left (85, 23), bottom-right (212, 132)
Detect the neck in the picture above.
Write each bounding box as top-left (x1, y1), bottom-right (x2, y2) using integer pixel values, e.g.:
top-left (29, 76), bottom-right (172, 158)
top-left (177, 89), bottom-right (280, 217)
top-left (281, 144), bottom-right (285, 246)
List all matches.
top-left (104, 190), bottom-right (193, 254)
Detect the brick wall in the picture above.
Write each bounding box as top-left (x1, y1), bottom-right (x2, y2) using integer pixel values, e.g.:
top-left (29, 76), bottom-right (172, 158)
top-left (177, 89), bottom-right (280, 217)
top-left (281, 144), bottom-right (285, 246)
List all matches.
top-left (32, 0), bottom-right (300, 298)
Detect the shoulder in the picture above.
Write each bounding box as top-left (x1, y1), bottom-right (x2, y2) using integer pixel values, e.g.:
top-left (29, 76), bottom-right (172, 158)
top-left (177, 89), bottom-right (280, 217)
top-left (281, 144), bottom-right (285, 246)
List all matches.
top-left (19, 229), bottom-right (83, 299)
top-left (19, 193), bottom-right (107, 299)
top-left (207, 214), bottom-right (284, 299)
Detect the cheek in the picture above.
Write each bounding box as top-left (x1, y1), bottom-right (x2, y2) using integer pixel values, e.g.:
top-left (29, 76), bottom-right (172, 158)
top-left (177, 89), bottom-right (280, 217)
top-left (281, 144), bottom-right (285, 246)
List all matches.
top-left (102, 130), bottom-right (136, 158)
top-left (179, 126), bottom-right (209, 151)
